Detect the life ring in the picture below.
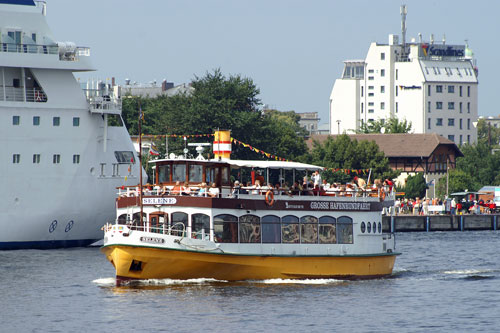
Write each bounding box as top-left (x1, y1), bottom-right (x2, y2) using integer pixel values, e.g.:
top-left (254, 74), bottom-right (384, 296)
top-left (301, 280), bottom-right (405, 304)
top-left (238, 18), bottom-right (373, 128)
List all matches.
top-left (379, 189), bottom-right (386, 201)
top-left (265, 190), bottom-right (275, 206)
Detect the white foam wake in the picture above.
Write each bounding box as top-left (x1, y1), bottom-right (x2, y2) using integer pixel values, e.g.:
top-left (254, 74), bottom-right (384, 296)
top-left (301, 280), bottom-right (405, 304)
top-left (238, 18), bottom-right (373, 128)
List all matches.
top-left (255, 278), bottom-right (344, 285)
top-left (443, 269), bottom-right (493, 275)
top-left (92, 277), bottom-right (116, 286)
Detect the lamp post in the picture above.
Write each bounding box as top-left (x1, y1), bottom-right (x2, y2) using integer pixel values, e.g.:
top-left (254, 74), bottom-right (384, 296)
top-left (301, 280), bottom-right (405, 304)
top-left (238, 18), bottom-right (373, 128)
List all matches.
top-left (336, 119), bottom-right (341, 134)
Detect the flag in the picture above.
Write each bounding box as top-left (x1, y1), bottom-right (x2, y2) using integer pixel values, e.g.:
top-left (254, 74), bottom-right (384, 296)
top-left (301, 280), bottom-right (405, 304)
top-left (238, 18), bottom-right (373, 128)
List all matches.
top-left (149, 142), bottom-right (159, 156)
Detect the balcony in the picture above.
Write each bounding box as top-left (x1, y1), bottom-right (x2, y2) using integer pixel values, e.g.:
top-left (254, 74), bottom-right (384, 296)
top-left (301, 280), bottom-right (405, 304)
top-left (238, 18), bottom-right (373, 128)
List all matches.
top-left (0, 86), bottom-right (47, 102)
top-left (0, 42), bottom-right (90, 62)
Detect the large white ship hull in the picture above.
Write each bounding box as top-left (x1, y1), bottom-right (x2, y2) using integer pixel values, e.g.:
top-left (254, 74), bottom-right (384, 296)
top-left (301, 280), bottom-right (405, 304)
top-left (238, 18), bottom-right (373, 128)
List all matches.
top-left (0, 1), bottom-right (141, 249)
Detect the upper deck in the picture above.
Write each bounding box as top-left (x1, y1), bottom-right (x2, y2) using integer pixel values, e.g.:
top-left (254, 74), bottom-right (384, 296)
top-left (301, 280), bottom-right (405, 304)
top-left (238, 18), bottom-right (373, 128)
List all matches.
top-left (0, 1), bottom-right (94, 71)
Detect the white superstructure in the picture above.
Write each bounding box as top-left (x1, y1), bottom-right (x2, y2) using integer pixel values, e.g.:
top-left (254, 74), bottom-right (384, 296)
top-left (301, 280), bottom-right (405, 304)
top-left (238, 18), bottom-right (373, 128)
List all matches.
top-left (0, 0), bottom-right (141, 249)
top-left (330, 8), bottom-right (478, 145)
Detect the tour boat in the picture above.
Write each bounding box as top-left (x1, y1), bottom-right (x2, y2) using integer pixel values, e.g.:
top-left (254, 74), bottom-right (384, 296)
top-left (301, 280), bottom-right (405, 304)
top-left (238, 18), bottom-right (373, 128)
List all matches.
top-left (102, 131), bottom-right (399, 285)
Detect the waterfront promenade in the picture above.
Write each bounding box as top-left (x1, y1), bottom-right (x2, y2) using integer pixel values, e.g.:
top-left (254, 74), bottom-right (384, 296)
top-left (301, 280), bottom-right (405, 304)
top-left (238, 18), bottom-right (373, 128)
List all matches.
top-left (382, 214), bottom-right (500, 232)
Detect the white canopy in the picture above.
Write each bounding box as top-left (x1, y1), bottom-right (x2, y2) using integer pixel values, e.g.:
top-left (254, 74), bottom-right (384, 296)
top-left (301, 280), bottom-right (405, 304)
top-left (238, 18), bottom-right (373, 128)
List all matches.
top-left (149, 158), bottom-right (323, 171)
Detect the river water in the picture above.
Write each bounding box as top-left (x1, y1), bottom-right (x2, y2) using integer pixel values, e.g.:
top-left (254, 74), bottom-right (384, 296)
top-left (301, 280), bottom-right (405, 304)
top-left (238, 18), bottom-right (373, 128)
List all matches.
top-left (1, 231), bottom-right (499, 332)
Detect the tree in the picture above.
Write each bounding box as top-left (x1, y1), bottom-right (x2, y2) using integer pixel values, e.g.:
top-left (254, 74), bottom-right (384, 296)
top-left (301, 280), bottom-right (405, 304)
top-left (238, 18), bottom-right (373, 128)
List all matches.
top-left (357, 117), bottom-right (412, 134)
top-left (404, 173), bottom-right (427, 199)
top-left (477, 118), bottom-right (500, 147)
top-left (308, 134), bottom-right (398, 184)
top-left (121, 69), bottom-right (309, 161)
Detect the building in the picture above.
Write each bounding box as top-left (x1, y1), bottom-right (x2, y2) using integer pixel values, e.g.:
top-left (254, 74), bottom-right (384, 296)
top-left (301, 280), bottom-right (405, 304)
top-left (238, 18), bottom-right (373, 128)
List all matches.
top-left (329, 6), bottom-right (478, 145)
top-left (121, 79), bottom-right (194, 98)
top-left (297, 112), bottom-right (320, 135)
top-left (307, 133), bottom-right (463, 195)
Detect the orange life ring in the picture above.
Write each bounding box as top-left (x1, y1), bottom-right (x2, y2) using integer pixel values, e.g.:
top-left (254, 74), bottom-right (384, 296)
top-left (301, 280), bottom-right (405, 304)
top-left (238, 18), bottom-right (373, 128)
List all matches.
top-left (265, 190), bottom-right (275, 206)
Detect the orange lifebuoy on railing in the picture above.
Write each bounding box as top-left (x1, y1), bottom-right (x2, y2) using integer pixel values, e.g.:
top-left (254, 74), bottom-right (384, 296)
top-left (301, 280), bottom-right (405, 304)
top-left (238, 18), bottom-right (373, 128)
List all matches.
top-left (265, 190), bottom-right (275, 206)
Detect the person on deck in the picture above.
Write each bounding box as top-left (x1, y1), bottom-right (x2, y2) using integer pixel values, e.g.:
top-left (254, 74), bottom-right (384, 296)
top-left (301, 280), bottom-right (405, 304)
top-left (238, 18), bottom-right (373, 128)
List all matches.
top-left (208, 182), bottom-right (220, 198)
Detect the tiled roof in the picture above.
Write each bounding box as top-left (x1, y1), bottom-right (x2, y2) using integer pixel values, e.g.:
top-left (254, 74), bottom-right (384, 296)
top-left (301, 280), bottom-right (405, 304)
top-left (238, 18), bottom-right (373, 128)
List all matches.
top-left (307, 133), bottom-right (463, 158)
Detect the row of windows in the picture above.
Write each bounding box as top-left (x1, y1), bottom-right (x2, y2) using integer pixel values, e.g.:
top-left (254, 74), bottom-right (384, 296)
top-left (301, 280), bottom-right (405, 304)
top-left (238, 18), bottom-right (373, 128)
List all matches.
top-left (12, 116), bottom-right (80, 127)
top-left (427, 101), bottom-right (471, 112)
top-left (424, 67), bottom-right (474, 77)
top-left (360, 221), bottom-right (382, 234)
top-left (12, 154), bottom-right (80, 164)
top-left (428, 85), bottom-right (471, 97)
top-left (129, 213), bottom-right (356, 245)
top-left (428, 118), bottom-right (471, 129)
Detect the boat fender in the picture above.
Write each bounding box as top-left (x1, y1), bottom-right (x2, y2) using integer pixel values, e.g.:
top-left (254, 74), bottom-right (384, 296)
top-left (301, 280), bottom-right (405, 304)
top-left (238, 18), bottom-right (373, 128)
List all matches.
top-left (265, 190), bottom-right (275, 206)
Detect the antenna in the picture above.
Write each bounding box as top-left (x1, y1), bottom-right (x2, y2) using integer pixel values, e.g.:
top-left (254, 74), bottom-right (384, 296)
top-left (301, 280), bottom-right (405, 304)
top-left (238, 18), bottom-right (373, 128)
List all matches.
top-left (401, 4), bottom-right (407, 58)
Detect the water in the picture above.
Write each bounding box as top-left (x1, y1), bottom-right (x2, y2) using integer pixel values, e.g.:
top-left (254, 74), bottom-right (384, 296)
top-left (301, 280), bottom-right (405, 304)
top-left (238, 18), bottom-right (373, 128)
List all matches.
top-left (1, 232), bottom-right (499, 332)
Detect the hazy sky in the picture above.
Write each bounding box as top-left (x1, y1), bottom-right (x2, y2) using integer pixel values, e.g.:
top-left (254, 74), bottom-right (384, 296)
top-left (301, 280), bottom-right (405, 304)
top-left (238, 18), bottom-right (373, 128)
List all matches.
top-left (46, 0), bottom-right (498, 124)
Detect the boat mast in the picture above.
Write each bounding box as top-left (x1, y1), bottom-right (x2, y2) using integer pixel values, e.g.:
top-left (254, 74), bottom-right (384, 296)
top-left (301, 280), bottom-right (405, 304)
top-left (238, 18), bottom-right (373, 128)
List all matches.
top-left (138, 101), bottom-right (144, 228)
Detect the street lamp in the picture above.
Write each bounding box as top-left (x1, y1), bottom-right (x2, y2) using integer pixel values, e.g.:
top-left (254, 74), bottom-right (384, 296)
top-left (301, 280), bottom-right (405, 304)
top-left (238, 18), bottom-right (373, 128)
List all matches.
top-left (336, 120), bottom-right (341, 134)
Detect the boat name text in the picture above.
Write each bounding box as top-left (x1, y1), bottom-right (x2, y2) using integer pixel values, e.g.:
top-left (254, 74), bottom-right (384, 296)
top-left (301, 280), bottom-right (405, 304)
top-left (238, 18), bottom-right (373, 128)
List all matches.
top-left (142, 197), bottom-right (177, 205)
top-left (310, 201), bottom-right (371, 210)
top-left (140, 236), bottom-right (165, 244)
top-left (285, 202), bottom-right (304, 209)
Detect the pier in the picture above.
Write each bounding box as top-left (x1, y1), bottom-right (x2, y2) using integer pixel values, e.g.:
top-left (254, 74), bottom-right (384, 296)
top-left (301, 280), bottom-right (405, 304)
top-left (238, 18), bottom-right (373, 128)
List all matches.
top-left (382, 215), bottom-right (500, 232)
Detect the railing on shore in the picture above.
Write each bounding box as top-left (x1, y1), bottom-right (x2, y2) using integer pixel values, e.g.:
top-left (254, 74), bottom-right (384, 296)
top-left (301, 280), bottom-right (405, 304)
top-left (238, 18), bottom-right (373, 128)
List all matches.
top-left (382, 214), bottom-right (500, 232)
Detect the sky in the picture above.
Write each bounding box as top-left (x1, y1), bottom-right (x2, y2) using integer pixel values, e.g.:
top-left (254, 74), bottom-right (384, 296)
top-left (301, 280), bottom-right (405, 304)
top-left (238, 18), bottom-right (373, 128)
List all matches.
top-left (46, 0), bottom-right (499, 124)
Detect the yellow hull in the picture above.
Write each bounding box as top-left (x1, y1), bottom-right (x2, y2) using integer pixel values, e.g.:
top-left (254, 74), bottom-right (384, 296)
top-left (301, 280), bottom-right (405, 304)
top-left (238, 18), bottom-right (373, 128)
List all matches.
top-left (101, 245), bottom-right (398, 283)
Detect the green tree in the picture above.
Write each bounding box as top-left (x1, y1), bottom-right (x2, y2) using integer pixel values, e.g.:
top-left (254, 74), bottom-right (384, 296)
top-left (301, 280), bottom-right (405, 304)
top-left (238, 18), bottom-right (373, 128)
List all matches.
top-left (404, 173), bottom-right (427, 199)
top-left (436, 169), bottom-right (477, 198)
top-left (477, 118), bottom-right (500, 147)
top-left (308, 134), bottom-right (398, 184)
top-left (357, 117), bottom-right (412, 134)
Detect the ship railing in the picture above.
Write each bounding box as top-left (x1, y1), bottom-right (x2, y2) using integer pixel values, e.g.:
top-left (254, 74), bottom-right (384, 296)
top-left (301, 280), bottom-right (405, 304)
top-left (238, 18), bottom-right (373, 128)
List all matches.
top-left (117, 185), bottom-right (395, 201)
top-left (0, 86), bottom-right (47, 103)
top-left (0, 42), bottom-right (90, 61)
top-left (125, 221), bottom-right (187, 237)
top-left (1, 42), bottom-right (58, 55)
top-left (85, 88), bottom-right (122, 114)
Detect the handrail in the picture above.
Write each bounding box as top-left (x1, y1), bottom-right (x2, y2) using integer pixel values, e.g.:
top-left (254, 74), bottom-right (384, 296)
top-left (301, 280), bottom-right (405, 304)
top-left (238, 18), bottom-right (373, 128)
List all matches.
top-left (0, 42), bottom-right (90, 61)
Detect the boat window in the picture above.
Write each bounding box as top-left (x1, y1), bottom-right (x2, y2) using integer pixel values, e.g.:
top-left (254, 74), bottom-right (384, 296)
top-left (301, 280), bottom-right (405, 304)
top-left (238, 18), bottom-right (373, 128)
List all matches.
top-left (171, 212), bottom-right (188, 237)
top-left (319, 216), bottom-right (336, 244)
top-left (214, 214), bottom-right (238, 243)
top-left (367, 222), bottom-right (372, 233)
top-left (118, 214), bottom-right (128, 225)
top-left (262, 215), bottom-right (281, 243)
top-left (191, 213), bottom-right (210, 239)
top-left (239, 215), bottom-right (261, 243)
top-left (206, 167), bottom-right (219, 185)
top-left (282, 215), bottom-right (299, 244)
top-left (115, 151), bottom-right (135, 164)
top-left (189, 164), bottom-right (202, 183)
top-left (172, 164), bottom-right (186, 182)
top-left (221, 166), bottom-right (230, 185)
top-left (360, 221), bottom-right (366, 233)
top-left (158, 165), bottom-right (170, 183)
top-left (132, 212), bottom-right (146, 227)
top-left (300, 215), bottom-right (318, 244)
top-left (378, 222), bottom-right (382, 233)
top-left (337, 216), bottom-right (353, 244)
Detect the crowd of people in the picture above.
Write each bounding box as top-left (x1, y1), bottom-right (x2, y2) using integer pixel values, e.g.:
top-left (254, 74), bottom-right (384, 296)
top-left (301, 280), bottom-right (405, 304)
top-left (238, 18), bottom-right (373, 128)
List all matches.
top-left (392, 197), bottom-right (498, 215)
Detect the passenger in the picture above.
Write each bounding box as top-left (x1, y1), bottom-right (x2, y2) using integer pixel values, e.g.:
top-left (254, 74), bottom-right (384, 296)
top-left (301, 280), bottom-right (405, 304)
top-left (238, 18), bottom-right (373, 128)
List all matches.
top-left (231, 180), bottom-right (241, 198)
top-left (208, 182), bottom-right (220, 198)
top-left (181, 182), bottom-right (192, 196)
top-left (171, 181), bottom-right (182, 195)
top-left (198, 182), bottom-right (208, 197)
top-left (322, 179), bottom-right (330, 190)
top-left (353, 176), bottom-right (366, 190)
top-left (311, 170), bottom-right (322, 187)
top-left (251, 179), bottom-right (261, 195)
top-left (159, 184), bottom-right (168, 196)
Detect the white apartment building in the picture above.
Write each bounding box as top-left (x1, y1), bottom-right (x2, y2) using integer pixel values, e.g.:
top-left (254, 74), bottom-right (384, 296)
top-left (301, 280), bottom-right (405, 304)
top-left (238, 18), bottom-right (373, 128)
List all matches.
top-left (329, 34), bottom-right (478, 145)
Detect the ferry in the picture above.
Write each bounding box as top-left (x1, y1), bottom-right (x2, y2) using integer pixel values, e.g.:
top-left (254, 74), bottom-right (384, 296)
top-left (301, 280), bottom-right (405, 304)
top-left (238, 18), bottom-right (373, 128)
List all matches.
top-left (0, 0), bottom-right (140, 249)
top-left (102, 131), bottom-right (399, 285)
